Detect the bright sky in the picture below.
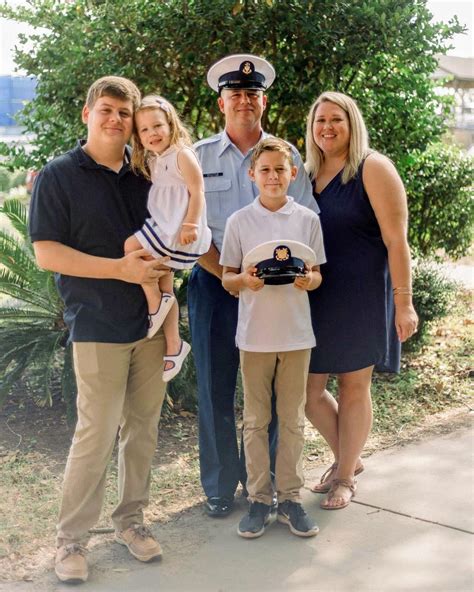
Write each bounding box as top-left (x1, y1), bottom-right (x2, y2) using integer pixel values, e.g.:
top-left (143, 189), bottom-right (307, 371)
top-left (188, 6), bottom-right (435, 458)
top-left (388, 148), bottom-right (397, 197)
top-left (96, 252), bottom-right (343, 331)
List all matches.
top-left (0, 0), bottom-right (472, 76)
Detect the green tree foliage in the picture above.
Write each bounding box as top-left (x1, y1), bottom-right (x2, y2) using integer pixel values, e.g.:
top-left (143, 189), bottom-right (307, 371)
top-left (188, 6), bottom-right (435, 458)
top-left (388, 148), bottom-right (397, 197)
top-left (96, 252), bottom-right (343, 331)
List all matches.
top-left (401, 143), bottom-right (474, 259)
top-left (0, 199), bottom-right (77, 420)
top-left (0, 0), bottom-right (463, 169)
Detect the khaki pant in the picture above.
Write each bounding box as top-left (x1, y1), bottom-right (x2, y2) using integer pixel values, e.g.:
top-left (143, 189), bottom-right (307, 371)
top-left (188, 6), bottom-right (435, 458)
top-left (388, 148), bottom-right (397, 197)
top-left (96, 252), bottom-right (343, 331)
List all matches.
top-left (240, 349), bottom-right (311, 506)
top-left (56, 333), bottom-right (166, 545)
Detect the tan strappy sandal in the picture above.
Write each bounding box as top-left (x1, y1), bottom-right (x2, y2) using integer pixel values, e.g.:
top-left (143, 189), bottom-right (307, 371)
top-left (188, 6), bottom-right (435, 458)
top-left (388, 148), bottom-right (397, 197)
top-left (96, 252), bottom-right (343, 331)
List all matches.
top-left (311, 462), bottom-right (364, 494)
top-left (320, 478), bottom-right (357, 510)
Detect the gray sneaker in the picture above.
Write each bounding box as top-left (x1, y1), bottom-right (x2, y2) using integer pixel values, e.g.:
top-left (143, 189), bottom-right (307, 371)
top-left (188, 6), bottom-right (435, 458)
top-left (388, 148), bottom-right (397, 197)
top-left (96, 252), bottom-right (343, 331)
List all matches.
top-left (238, 502), bottom-right (271, 538)
top-left (277, 500), bottom-right (319, 537)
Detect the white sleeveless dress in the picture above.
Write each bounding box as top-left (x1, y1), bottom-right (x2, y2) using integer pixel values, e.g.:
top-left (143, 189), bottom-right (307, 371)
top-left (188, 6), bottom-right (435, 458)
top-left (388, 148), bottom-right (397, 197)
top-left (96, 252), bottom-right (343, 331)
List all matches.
top-left (135, 146), bottom-right (212, 270)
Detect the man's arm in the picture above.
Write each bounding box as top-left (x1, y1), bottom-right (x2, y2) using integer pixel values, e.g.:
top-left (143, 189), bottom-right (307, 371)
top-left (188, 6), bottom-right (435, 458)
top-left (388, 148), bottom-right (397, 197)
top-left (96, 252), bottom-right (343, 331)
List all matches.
top-left (34, 241), bottom-right (169, 285)
top-left (197, 242), bottom-right (223, 279)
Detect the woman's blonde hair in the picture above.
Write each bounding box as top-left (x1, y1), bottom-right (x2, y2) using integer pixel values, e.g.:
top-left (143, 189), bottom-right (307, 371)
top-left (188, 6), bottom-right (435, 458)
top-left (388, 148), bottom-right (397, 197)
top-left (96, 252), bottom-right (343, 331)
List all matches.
top-left (131, 95), bottom-right (193, 179)
top-left (305, 91), bottom-right (370, 184)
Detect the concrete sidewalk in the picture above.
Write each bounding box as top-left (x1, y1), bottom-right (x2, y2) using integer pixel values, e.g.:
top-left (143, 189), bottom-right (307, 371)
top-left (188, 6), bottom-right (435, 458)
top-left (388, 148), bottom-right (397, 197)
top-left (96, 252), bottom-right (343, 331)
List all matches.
top-left (4, 423), bottom-right (473, 592)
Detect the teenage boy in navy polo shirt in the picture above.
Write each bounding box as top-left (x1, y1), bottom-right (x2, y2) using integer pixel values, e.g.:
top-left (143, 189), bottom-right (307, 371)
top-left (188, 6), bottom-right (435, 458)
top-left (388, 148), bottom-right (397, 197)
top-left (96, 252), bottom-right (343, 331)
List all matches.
top-left (29, 76), bottom-right (169, 584)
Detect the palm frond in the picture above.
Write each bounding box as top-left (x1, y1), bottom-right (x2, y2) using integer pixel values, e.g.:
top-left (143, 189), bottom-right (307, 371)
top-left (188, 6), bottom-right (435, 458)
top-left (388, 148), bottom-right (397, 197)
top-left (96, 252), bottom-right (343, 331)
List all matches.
top-left (0, 198), bottom-right (73, 413)
top-left (0, 351), bottom-right (29, 407)
top-left (0, 324), bottom-right (64, 363)
top-left (0, 306), bottom-right (59, 321)
top-left (0, 198), bottom-right (30, 242)
top-left (26, 333), bottom-right (64, 407)
top-left (44, 272), bottom-right (63, 308)
top-left (0, 269), bottom-right (56, 310)
top-left (0, 326), bottom-right (56, 365)
top-left (0, 325), bottom-right (67, 407)
top-left (0, 229), bottom-right (26, 250)
top-left (0, 232), bottom-right (45, 283)
top-left (0, 338), bottom-right (40, 406)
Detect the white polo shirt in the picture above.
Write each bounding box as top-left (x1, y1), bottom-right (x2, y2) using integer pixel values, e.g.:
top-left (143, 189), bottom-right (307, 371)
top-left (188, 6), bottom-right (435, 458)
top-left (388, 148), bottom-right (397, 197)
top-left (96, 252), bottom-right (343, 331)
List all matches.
top-left (220, 196), bottom-right (326, 352)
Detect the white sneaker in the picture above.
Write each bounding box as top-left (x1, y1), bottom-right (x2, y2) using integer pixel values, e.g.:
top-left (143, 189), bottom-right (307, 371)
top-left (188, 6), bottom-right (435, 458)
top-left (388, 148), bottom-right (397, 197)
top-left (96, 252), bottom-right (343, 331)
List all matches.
top-left (163, 340), bottom-right (191, 382)
top-left (147, 293), bottom-right (175, 339)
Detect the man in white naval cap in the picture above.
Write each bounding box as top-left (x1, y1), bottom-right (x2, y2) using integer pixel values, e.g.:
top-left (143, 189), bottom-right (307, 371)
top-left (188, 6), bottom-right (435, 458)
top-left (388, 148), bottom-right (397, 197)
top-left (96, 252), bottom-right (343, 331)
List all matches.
top-left (188, 53), bottom-right (319, 517)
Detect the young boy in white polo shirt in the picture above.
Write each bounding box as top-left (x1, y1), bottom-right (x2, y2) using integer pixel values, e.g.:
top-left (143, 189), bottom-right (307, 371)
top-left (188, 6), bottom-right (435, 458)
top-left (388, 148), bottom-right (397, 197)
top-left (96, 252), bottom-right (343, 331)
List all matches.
top-left (220, 137), bottom-right (326, 538)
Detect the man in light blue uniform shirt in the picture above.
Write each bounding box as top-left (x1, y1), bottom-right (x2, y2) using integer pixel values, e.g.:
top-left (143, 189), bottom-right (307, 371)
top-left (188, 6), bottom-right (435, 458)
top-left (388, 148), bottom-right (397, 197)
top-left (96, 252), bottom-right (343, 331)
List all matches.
top-left (188, 54), bottom-right (319, 517)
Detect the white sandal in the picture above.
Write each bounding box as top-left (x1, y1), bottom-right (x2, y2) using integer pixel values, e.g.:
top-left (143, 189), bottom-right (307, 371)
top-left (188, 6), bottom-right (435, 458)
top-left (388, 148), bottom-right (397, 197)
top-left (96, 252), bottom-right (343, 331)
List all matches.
top-left (147, 293), bottom-right (175, 339)
top-left (163, 340), bottom-right (191, 382)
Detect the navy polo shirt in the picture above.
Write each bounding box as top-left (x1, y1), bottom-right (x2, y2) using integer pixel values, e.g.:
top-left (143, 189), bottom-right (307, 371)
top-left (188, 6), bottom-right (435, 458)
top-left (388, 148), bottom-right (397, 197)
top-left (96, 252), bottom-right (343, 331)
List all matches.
top-left (29, 142), bottom-right (151, 343)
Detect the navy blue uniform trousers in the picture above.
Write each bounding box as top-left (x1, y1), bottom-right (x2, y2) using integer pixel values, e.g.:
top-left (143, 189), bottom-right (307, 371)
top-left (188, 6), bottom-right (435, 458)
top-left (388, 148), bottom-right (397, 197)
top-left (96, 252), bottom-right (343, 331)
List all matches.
top-left (188, 265), bottom-right (277, 499)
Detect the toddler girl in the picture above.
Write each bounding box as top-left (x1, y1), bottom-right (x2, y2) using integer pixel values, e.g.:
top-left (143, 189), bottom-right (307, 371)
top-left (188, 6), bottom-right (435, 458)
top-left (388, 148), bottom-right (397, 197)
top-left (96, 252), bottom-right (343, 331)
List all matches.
top-left (125, 95), bottom-right (211, 382)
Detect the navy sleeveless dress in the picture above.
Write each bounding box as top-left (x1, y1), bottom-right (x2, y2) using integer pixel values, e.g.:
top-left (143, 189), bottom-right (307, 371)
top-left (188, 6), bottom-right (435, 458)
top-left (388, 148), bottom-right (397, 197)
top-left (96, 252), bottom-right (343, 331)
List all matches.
top-left (308, 162), bottom-right (400, 374)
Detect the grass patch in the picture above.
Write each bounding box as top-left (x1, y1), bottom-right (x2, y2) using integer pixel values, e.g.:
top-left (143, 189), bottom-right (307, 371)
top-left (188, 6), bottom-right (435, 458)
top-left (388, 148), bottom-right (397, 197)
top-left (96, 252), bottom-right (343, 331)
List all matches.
top-left (303, 293), bottom-right (472, 461)
top-left (0, 452), bottom-right (62, 556)
top-left (98, 451), bottom-right (202, 528)
top-left (372, 308), bottom-right (471, 433)
top-left (0, 292), bottom-right (472, 581)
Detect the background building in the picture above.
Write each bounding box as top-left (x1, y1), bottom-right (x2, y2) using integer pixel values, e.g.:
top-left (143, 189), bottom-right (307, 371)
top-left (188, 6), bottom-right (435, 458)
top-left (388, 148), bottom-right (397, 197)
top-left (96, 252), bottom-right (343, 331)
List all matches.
top-left (433, 55), bottom-right (474, 152)
top-left (0, 75), bottom-right (36, 144)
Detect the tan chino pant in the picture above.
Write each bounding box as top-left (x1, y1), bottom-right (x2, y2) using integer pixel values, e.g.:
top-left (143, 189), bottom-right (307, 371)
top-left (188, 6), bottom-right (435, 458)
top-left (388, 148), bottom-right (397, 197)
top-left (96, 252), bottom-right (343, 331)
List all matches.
top-left (56, 333), bottom-right (166, 545)
top-left (240, 349), bottom-right (311, 506)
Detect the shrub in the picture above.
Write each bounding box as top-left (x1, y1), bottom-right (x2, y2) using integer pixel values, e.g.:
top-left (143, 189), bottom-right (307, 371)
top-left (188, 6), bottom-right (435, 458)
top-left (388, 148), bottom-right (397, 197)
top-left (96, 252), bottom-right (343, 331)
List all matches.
top-left (165, 270), bottom-right (198, 412)
top-left (0, 169), bottom-right (28, 193)
top-left (405, 261), bottom-right (458, 352)
top-left (0, 198), bottom-right (76, 420)
top-left (401, 143), bottom-right (474, 260)
top-left (10, 170), bottom-right (27, 188)
top-left (0, 168), bottom-right (11, 193)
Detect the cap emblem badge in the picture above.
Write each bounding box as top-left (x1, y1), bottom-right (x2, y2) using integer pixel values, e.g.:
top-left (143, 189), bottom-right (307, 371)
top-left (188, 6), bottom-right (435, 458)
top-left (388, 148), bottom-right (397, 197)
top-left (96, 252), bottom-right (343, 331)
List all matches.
top-left (275, 246), bottom-right (290, 262)
top-left (242, 61), bottom-right (252, 75)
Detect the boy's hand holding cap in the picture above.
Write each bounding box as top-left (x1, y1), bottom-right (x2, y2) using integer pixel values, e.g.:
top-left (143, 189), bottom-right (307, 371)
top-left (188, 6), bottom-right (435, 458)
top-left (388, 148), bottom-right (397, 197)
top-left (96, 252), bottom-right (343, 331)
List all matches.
top-left (243, 265), bottom-right (265, 292)
top-left (242, 240), bottom-right (317, 286)
top-left (294, 264), bottom-right (320, 291)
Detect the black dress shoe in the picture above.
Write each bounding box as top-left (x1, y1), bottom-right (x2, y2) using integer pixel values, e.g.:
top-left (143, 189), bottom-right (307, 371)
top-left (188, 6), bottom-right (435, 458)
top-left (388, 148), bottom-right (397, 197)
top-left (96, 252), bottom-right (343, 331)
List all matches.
top-left (205, 497), bottom-right (234, 517)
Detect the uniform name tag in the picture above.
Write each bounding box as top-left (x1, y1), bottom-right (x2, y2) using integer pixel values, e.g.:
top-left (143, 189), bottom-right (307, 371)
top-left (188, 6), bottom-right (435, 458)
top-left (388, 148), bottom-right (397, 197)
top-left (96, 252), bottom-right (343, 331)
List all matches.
top-left (203, 172), bottom-right (223, 178)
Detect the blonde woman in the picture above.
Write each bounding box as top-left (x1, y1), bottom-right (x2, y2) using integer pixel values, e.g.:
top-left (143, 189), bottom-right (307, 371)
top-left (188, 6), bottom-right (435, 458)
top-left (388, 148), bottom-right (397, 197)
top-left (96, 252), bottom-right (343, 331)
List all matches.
top-left (305, 92), bottom-right (418, 509)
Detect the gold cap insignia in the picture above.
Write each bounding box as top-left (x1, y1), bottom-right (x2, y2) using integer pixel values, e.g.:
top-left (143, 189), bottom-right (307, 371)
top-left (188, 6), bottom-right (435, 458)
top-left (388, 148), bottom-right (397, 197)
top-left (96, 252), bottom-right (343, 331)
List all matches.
top-left (275, 247), bottom-right (290, 262)
top-left (242, 61), bottom-right (252, 75)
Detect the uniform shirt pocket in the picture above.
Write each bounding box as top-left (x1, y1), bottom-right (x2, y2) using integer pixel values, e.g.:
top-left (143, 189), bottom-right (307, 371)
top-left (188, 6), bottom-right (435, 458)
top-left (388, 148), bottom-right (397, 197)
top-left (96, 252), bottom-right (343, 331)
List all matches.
top-left (203, 177), bottom-right (232, 222)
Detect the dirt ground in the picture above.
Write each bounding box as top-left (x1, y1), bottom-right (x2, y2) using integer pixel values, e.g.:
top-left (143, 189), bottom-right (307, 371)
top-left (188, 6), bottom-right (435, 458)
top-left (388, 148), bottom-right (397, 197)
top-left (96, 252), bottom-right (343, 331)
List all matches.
top-left (0, 394), bottom-right (199, 474)
top-left (0, 387), bottom-right (472, 586)
top-left (0, 299), bottom-right (472, 584)
top-left (0, 394), bottom-right (204, 583)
